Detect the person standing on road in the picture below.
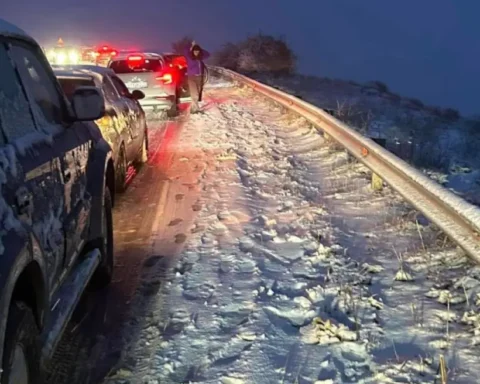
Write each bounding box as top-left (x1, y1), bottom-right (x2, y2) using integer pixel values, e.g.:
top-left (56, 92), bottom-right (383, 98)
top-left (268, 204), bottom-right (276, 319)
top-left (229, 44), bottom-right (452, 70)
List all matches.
top-left (184, 41), bottom-right (210, 113)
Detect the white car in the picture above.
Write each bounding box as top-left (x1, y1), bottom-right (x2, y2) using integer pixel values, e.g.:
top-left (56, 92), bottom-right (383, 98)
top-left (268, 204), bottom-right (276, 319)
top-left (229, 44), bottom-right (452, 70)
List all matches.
top-left (108, 52), bottom-right (180, 117)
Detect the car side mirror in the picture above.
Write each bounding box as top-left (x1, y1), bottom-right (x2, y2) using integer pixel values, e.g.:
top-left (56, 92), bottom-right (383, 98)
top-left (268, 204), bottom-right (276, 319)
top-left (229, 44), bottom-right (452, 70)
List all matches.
top-left (130, 90), bottom-right (145, 100)
top-left (71, 86), bottom-right (105, 121)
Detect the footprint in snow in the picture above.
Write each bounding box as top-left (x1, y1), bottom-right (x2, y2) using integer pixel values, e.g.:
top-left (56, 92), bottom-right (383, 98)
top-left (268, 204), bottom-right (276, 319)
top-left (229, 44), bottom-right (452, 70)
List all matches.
top-left (192, 203), bottom-right (202, 212)
top-left (169, 218), bottom-right (183, 226)
top-left (175, 233), bottom-right (187, 243)
top-left (143, 255), bottom-right (164, 268)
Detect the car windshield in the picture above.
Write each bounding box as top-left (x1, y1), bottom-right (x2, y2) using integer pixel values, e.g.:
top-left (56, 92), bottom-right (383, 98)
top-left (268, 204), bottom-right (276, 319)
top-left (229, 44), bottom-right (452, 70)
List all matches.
top-left (57, 77), bottom-right (95, 101)
top-left (109, 59), bottom-right (162, 74)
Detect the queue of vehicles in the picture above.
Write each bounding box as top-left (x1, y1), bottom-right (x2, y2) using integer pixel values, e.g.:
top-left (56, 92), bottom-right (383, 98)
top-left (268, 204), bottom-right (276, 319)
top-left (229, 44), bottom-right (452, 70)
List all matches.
top-left (0, 19), bottom-right (193, 383)
top-left (44, 40), bottom-right (190, 116)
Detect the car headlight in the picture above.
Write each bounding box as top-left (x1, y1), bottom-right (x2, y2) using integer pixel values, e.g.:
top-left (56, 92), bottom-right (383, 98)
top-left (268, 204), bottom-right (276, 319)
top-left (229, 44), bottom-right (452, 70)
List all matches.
top-left (69, 50), bottom-right (79, 63)
top-left (47, 50), bottom-right (56, 60)
top-left (56, 52), bottom-right (66, 64)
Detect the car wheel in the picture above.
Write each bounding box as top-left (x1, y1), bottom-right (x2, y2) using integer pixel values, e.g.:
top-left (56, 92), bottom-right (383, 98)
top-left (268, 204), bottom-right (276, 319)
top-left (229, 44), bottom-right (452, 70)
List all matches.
top-left (89, 186), bottom-right (114, 290)
top-left (167, 92), bottom-right (179, 118)
top-left (1, 302), bottom-right (42, 384)
top-left (115, 146), bottom-right (128, 193)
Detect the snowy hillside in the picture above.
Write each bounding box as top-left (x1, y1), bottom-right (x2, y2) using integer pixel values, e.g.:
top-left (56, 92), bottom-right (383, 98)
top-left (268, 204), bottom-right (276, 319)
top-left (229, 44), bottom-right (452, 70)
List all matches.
top-left (249, 74), bottom-right (480, 205)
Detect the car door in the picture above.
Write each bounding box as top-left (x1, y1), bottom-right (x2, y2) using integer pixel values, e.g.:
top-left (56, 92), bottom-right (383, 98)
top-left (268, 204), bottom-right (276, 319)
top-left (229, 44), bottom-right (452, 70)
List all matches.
top-left (0, 40), bottom-right (66, 291)
top-left (8, 40), bottom-right (92, 277)
top-left (100, 75), bottom-right (130, 158)
top-left (109, 75), bottom-right (144, 158)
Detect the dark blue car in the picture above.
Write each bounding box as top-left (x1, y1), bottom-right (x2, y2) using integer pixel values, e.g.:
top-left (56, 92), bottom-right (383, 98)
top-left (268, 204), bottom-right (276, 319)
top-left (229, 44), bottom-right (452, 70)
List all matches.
top-left (0, 19), bottom-right (116, 383)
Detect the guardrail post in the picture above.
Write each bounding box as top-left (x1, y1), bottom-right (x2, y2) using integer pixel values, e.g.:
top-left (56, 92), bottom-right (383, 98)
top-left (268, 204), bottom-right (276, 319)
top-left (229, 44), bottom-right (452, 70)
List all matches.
top-left (370, 138), bottom-right (386, 191)
top-left (371, 173), bottom-right (383, 191)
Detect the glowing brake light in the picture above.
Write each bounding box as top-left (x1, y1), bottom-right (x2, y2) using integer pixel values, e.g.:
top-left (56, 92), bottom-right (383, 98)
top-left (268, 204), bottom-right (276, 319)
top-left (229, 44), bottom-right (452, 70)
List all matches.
top-left (111, 50), bottom-right (117, 56)
top-left (128, 55), bottom-right (144, 61)
top-left (156, 73), bottom-right (173, 84)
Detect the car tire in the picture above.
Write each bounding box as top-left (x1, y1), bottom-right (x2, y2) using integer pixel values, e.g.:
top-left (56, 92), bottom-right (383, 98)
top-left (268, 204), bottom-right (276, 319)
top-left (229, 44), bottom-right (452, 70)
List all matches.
top-left (167, 92), bottom-right (179, 118)
top-left (115, 145), bottom-right (128, 193)
top-left (1, 302), bottom-right (42, 384)
top-left (88, 186), bottom-right (114, 290)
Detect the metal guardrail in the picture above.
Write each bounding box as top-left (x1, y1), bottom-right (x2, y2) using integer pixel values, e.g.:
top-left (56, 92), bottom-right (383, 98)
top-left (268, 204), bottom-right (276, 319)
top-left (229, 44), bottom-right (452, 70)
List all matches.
top-left (210, 66), bottom-right (480, 263)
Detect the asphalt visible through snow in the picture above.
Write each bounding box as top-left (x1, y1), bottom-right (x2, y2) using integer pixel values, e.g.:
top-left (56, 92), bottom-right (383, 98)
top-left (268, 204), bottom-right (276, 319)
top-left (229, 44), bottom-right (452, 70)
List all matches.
top-left (48, 75), bottom-right (480, 384)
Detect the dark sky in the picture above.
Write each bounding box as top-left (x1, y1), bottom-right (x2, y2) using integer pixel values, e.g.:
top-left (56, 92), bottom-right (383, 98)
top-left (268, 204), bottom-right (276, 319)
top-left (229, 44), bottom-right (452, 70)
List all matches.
top-left (3, 0), bottom-right (479, 116)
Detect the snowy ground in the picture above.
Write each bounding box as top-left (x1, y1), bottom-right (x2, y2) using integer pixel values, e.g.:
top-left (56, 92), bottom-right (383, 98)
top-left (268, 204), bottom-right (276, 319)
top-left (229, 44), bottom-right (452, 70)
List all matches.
top-left (250, 74), bottom-right (480, 206)
top-left (102, 77), bottom-right (480, 384)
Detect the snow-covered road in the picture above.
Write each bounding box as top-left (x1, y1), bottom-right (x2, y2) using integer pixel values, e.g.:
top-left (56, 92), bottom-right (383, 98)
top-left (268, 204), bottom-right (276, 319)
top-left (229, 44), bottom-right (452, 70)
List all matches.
top-left (52, 76), bottom-right (480, 384)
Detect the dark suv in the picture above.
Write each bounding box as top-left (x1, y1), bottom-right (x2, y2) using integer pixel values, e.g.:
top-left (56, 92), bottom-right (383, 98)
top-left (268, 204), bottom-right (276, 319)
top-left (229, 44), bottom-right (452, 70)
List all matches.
top-left (0, 20), bottom-right (116, 383)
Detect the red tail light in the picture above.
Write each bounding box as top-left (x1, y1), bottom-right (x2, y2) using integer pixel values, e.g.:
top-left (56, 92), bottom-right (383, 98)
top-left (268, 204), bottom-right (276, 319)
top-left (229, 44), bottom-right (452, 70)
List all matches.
top-left (111, 50), bottom-right (117, 56)
top-left (156, 73), bottom-right (173, 84)
top-left (128, 55), bottom-right (144, 62)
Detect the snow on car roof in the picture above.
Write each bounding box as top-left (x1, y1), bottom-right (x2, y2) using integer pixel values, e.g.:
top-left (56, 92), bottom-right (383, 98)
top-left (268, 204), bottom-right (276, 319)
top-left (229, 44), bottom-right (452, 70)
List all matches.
top-left (0, 18), bottom-right (33, 41)
top-left (69, 64), bottom-right (115, 75)
top-left (52, 68), bottom-right (95, 80)
top-left (113, 52), bottom-right (163, 61)
top-left (51, 64), bottom-right (114, 78)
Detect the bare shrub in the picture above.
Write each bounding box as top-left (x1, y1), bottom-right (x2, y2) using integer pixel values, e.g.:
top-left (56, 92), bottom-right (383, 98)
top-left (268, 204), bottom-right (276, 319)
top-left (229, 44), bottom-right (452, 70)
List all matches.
top-left (439, 108), bottom-right (460, 122)
top-left (171, 36), bottom-right (193, 54)
top-left (211, 42), bottom-right (240, 70)
top-left (335, 100), bottom-right (374, 134)
top-left (413, 141), bottom-right (451, 171)
top-left (384, 92), bottom-right (402, 102)
top-left (466, 118), bottom-right (480, 134)
top-left (405, 98), bottom-right (425, 109)
top-left (212, 33), bottom-right (296, 76)
top-left (364, 80), bottom-right (390, 93)
top-left (426, 106), bottom-right (460, 122)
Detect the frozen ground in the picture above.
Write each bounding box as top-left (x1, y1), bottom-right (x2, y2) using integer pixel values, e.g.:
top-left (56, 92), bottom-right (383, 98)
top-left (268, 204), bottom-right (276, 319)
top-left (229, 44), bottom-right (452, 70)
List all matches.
top-left (103, 77), bottom-right (480, 384)
top-left (250, 74), bottom-right (480, 206)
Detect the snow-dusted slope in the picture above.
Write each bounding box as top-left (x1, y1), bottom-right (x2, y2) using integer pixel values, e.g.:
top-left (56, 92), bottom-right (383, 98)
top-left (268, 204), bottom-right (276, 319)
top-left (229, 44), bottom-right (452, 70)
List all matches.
top-left (251, 74), bottom-right (480, 205)
top-left (105, 79), bottom-right (480, 384)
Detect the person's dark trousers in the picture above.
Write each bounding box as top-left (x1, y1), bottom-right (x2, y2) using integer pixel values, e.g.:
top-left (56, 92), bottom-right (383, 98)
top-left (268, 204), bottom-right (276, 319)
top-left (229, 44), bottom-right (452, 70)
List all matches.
top-left (198, 76), bottom-right (204, 102)
top-left (188, 75), bottom-right (203, 113)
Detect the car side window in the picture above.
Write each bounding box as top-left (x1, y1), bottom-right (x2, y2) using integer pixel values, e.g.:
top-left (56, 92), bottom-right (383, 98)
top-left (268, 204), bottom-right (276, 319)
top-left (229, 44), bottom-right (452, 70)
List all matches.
top-left (110, 76), bottom-right (130, 98)
top-left (102, 77), bottom-right (119, 102)
top-left (0, 43), bottom-right (36, 143)
top-left (8, 43), bottom-right (64, 128)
